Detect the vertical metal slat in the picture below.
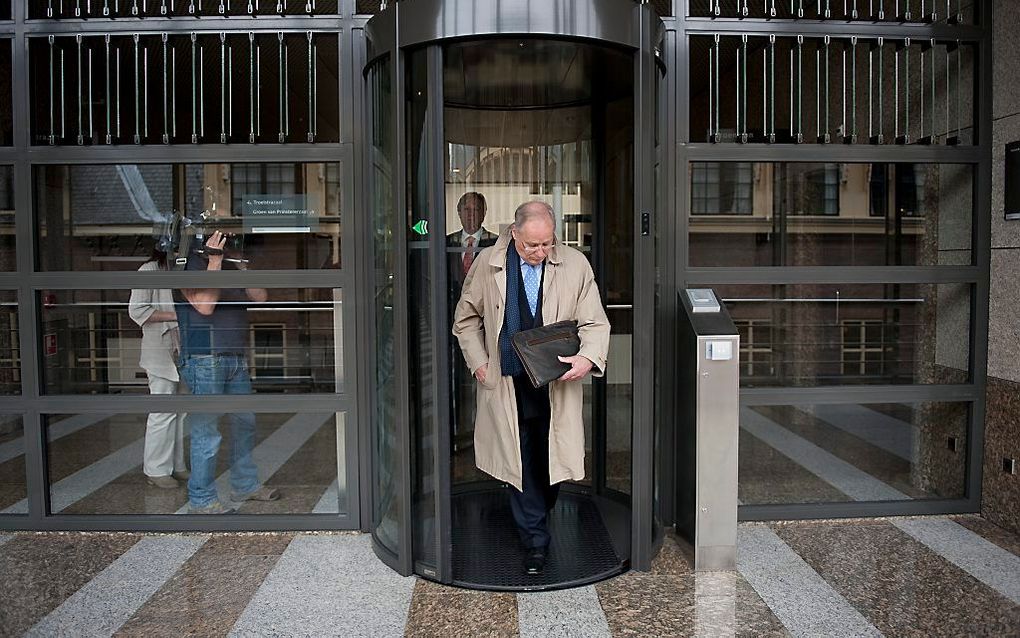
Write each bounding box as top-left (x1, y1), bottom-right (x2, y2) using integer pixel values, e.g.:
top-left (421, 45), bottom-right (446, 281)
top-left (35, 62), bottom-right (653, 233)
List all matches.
top-left (133, 33), bottom-right (141, 144)
top-left (162, 33), bottom-right (169, 144)
top-left (249, 32), bottom-right (256, 143)
top-left (105, 35), bottom-right (112, 144)
top-left (48, 36), bottom-right (56, 145)
top-left (220, 32), bottom-right (227, 143)
top-left (76, 35), bottom-right (83, 145)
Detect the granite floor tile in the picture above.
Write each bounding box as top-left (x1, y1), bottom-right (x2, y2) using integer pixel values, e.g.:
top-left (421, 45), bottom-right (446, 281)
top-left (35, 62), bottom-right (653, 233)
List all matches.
top-left (892, 517), bottom-right (1020, 604)
top-left (737, 526), bottom-right (879, 637)
top-left (28, 534), bottom-right (208, 637)
top-left (650, 531), bottom-right (693, 576)
top-left (518, 586), bottom-right (610, 638)
top-left (775, 521), bottom-right (1020, 637)
top-left (404, 579), bottom-right (518, 638)
top-left (595, 570), bottom-right (787, 637)
top-left (953, 515), bottom-right (1020, 558)
top-left (0, 533), bottom-right (141, 637)
top-left (116, 535), bottom-right (294, 638)
top-left (229, 534), bottom-right (415, 637)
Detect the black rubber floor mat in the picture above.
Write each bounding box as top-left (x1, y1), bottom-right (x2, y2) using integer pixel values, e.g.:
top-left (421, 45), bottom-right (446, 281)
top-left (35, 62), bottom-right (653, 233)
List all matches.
top-left (450, 488), bottom-right (625, 591)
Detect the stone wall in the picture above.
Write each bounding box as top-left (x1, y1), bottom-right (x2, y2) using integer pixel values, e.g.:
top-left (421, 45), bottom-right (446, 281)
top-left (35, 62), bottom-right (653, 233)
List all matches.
top-left (983, 0), bottom-right (1020, 534)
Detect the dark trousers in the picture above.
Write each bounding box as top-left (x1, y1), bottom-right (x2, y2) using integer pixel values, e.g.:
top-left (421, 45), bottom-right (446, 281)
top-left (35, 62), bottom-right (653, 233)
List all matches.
top-left (509, 414), bottom-right (562, 549)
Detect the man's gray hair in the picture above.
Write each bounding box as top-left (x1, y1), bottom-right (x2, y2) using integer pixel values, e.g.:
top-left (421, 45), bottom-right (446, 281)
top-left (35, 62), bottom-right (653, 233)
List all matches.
top-left (513, 200), bottom-right (556, 228)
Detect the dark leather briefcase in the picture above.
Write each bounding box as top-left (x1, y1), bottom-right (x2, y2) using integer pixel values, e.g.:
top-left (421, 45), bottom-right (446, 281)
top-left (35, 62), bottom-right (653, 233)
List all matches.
top-left (510, 320), bottom-right (581, 388)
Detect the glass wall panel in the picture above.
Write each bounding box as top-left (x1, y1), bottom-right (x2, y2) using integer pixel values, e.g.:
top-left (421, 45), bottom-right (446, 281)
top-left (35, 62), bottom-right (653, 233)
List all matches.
top-left (689, 36), bottom-right (977, 146)
top-left (29, 34), bottom-right (339, 145)
top-left (688, 0), bottom-right (974, 22)
top-left (356, 0), bottom-right (382, 13)
top-left (0, 166), bottom-right (13, 270)
top-left (0, 416), bottom-right (26, 514)
top-left (40, 412), bottom-right (346, 515)
top-left (35, 163), bottom-right (342, 271)
top-left (708, 283), bottom-right (971, 387)
top-left (738, 401), bottom-right (968, 505)
top-left (0, 291), bottom-right (18, 395)
top-left (38, 288), bottom-right (342, 395)
top-left (368, 57), bottom-right (400, 555)
top-left (27, 0), bottom-right (339, 18)
top-left (690, 163), bottom-right (973, 267)
top-left (0, 39), bottom-right (10, 145)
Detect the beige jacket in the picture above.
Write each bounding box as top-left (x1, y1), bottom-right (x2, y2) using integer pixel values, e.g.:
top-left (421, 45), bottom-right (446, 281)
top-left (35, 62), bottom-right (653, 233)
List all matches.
top-left (452, 228), bottom-right (610, 491)
top-left (128, 261), bottom-right (180, 382)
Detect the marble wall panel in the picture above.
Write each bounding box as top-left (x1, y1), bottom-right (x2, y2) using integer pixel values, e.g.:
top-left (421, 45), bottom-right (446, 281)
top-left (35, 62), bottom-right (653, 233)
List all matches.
top-left (987, 249), bottom-right (1020, 383)
top-left (982, 376), bottom-right (1020, 535)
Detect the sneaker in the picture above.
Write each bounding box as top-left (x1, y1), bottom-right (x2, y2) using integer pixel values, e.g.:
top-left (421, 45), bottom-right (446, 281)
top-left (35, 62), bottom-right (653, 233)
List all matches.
top-left (230, 486), bottom-right (280, 502)
top-left (189, 500), bottom-right (237, 514)
top-left (146, 475), bottom-right (179, 489)
top-left (172, 469), bottom-right (191, 481)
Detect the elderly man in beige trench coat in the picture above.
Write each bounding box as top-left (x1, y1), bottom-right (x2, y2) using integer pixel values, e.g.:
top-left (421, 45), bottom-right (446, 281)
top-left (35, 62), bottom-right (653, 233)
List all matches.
top-left (453, 200), bottom-right (610, 575)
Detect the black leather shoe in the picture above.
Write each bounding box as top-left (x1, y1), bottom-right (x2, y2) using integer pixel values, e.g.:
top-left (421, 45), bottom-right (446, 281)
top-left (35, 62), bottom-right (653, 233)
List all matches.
top-left (523, 547), bottom-right (547, 575)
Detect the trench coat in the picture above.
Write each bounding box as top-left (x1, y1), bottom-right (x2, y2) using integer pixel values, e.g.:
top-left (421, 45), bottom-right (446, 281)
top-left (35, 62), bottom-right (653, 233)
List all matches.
top-left (127, 261), bottom-right (180, 382)
top-left (452, 228), bottom-right (611, 491)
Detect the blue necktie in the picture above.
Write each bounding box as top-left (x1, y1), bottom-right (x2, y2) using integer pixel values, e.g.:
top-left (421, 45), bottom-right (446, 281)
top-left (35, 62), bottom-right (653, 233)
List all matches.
top-left (524, 263), bottom-right (539, 317)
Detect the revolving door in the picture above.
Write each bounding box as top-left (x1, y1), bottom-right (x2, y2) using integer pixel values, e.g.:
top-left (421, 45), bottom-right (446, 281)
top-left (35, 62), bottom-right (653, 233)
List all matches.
top-left (366, 0), bottom-right (662, 590)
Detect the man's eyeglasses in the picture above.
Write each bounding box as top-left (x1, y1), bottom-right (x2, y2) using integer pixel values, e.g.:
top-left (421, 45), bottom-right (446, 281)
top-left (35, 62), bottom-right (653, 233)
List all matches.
top-left (521, 241), bottom-right (555, 254)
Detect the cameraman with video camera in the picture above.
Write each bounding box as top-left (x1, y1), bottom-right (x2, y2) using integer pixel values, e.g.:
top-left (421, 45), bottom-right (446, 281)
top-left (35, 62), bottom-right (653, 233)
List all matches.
top-left (176, 229), bottom-right (279, 514)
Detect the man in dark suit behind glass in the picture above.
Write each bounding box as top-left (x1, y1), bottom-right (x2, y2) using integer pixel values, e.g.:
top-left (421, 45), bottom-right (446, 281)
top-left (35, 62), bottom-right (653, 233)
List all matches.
top-left (447, 192), bottom-right (498, 464)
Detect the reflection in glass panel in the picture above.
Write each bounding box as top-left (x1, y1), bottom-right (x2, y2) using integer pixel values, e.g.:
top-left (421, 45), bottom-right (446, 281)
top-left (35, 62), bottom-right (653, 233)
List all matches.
top-left (368, 57), bottom-right (400, 555)
top-left (38, 288), bottom-right (342, 395)
top-left (0, 166), bottom-right (12, 270)
top-left (0, 40), bottom-right (10, 145)
top-left (40, 413), bottom-right (345, 515)
top-left (34, 163), bottom-right (342, 271)
top-left (0, 416), bottom-right (26, 514)
top-left (738, 402), bottom-right (968, 505)
top-left (0, 291), bottom-right (18, 395)
top-left (689, 163), bottom-right (973, 267)
top-left (710, 283), bottom-right (971, 387)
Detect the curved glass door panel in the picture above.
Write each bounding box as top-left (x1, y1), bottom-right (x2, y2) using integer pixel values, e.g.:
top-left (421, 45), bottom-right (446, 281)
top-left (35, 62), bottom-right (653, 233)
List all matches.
top-left (443, 39), bottom-right (634, 503)
top-left (439, 38), bottom-right (635, 588)
top-left (368, 56), bottom-right (402, 556)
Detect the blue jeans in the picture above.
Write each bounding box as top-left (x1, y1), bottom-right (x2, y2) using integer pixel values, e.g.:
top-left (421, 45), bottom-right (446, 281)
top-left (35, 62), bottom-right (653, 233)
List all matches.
top-left (180, 355), bottom-right (259, 508)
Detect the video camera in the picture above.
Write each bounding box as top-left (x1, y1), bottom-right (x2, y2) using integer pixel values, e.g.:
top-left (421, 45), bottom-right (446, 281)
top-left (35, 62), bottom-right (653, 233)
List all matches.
top-left (155, 210), bottom-right (250, 269)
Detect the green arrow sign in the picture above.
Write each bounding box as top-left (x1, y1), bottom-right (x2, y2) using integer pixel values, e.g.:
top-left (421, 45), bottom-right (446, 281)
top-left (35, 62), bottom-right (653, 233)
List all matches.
top-left (412, 220), bottom-right (429, 235)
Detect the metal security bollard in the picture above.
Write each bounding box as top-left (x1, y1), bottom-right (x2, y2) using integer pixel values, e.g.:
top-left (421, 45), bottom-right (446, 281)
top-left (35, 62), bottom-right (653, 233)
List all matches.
top-left (676, 289), bottom-right (739, 571)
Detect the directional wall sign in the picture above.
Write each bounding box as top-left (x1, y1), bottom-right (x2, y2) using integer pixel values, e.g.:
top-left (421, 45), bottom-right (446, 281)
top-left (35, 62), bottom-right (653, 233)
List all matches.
top-left (242, 194), bottom-right (321, 233)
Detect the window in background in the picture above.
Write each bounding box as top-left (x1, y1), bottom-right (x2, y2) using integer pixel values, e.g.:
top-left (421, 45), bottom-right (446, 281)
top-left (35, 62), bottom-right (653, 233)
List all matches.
top-left (689, 162), bottom-right (973, 267)
top-left (709, 282), bottom-right (971, 387)
top-left (691, 162), bottom-right (753, 215)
